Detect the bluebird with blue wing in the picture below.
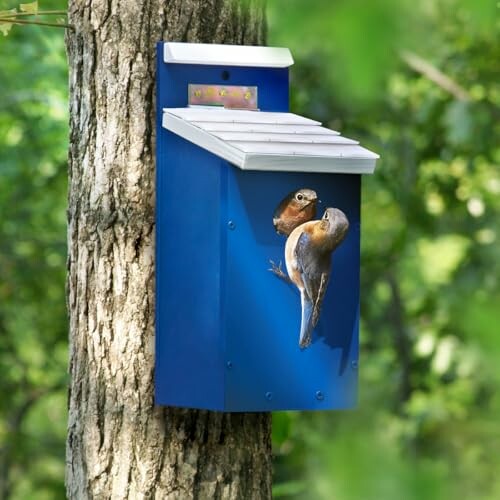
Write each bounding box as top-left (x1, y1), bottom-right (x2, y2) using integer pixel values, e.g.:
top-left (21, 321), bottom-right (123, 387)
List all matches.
top-left (271, 207), bottom-right (349, 348)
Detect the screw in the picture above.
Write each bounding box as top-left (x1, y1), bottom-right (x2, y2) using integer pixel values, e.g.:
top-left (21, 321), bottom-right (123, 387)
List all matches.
top-left (228, 220), bottom-right (236, 230)
top-left (265, 392), bottom-right (273, 400)
top-left (226, 361), bottom-right (233, 369)
top-left (351, 360), bottom-right (358, 370)
top-left (315, 391), bottom-right (324, 401)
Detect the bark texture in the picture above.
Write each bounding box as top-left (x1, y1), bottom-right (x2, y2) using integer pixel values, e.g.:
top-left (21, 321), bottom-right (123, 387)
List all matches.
top-left (65, 1), bottom-right (270, 498)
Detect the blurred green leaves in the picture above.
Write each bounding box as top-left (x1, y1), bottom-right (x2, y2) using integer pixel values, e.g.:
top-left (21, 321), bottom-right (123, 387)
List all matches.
top-left (1, 0), bottom-right (499, 499)
top-left (0, 1), bottom-right (67, 498)
top-left (0, 1), bottom-right (69, 34)
top-left (269, 0), bottom-right (498, 103)
top-left (269, 0), bottom-right (410, 101)
top-left (416, 234), bottom-right (470, 287)
top-left (270, 0), bottom-right (500, 499)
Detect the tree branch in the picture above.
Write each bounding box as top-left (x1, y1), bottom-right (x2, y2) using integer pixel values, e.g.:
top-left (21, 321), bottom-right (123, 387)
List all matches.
top-left (0, 17), bottom-right (71, 28)
top-left (0, 10), bottom-right (67, 18)
top-left (400, 50), bottom-right (470, 101)
top-left (386, 271), bottom-right (412, 408)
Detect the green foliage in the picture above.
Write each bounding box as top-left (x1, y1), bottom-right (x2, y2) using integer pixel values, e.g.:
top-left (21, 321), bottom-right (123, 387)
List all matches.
top-left (0, 1), bottom-right (69, 35)
top-left (0, 1), bottom-right (67, 497)
top-left (269, 0), bottom-right (500, 498)
top-left (0, 0), bottom-right (499, 498)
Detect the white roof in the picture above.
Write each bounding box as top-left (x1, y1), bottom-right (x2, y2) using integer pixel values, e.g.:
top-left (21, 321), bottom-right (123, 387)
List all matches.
top-left (162, 108), bottom-right (379, 174)
top-left (164, 42), bottom-right (294, 68)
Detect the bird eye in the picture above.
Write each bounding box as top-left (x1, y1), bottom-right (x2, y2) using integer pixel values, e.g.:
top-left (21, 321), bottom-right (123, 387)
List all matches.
top-left (296, 194), bottom-right (304, 201)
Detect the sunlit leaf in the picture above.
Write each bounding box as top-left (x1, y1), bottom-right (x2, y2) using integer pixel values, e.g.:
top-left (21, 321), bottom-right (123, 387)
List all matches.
top-left (19, 1), bottom-right (38, 14)
top-left (0, 21), bottom-right (13, 35)
top-left (417, 235), bottom-right (470, 286)
top-left (432, 336), bottom-right (458, 375)
top-left (0, 9), bottom-right (16, 36)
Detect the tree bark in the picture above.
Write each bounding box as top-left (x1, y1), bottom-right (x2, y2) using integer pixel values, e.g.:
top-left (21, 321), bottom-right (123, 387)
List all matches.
top-left (65, 1), bottom-right (270, 498)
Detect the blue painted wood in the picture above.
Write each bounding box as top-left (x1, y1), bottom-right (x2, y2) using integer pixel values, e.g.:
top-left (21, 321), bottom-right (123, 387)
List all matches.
top-left (155, 42), bottom-right (360, 411)
top-left (224, 170), bottom-right (359, 411)
top-left (156, 132), bottom-right (226, 410)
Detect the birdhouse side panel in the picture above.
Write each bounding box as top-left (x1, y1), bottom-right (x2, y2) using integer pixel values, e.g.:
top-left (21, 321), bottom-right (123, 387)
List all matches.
top-left (155, 132), bottom-right (227, 410)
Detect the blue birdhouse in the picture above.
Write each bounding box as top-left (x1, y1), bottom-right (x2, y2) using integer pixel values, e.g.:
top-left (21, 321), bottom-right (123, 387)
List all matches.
top-left (155, 42), bottom-right (379, 412)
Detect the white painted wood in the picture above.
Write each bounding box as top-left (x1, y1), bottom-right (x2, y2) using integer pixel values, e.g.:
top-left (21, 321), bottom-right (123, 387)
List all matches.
top-left (165, 108), bottom-right (320, 125)
top-left (163, 113), bottom-right (245, 167)
top-left (162, 108), bottom-right (379, 174)
top-left (212, 132), bottom-right (357, 144)
top-left (243, 155), bottom-right (377, 174)
top-left (229, 142), bottom-right (376, 157)
top-left (192, 122), bottom-right (340, 135)
top-left (164, 42), bottom-right (294, 67)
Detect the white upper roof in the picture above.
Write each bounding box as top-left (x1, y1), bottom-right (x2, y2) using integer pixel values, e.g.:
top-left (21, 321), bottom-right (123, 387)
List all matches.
top-left (164, 42), bottom-right (294, 68)
top-left (162, 107), bottom-right (379, 174)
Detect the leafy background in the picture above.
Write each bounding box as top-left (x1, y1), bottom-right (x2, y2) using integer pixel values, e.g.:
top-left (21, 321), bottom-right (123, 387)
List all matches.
top-left (0, 0), bottom-right (498, 498)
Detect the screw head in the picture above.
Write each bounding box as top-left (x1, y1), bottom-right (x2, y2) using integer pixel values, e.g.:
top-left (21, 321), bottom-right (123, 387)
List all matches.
top-left (351, 360), bottom-right (358, 370)
top-left (315, 391), bottom-right (324, 401)
top-left (265, 392), bottom-right (273, 400)
top-left (228, 220), bottom-right (236, 230)
top-left (226, 361), bottom-right (233, 369)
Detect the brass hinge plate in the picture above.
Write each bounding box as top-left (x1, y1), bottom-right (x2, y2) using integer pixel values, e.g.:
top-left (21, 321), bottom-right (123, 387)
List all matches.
top-left (188, 84), bottom-right (258, 110)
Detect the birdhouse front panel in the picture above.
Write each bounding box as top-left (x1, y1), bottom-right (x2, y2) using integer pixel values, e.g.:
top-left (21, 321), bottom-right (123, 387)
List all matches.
top-left (223, 169), bottom-right (360, 411)
top-left (155, 42), bottom-right (378, 412)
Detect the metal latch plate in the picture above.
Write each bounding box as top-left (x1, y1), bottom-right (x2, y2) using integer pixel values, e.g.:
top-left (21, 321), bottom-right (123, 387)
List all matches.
top-left (188, 84), bottom-right (258, 110)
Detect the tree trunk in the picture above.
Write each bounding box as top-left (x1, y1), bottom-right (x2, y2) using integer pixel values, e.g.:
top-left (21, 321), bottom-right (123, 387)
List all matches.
top-left (65, 2), bottom-right (270, 498)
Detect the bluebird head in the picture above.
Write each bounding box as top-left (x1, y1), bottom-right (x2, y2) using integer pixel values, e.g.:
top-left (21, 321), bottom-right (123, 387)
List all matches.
top-left (273, 188), bottom-right (319, 236)
top-left (319, 207), bottom-right (350, 250)
top-left (292, 188), bottom-right (318, 210)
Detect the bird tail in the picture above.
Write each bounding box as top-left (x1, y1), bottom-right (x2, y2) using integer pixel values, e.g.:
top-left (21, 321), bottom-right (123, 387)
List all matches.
top-left (299, 293), bottom-right (314, 349)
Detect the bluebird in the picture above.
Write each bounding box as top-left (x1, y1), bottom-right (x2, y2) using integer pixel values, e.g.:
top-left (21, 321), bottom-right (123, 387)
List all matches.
top-left (272, 188), bottom-right (318, 236)
top-left (284, 207), bottom-right (349, 348)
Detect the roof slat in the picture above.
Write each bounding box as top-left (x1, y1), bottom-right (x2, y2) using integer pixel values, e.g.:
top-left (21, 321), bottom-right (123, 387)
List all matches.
top-left (192, 122), bottom-right (340, 135)
top-left (213, 132), bottom-right (357, 144)
top-left (164, 108), bottom-right (320, 125)
top-left (229, 141), bottom-right (377, 158)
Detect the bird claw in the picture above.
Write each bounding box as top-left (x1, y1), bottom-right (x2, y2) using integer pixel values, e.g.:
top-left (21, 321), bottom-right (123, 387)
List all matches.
top-left (268, 260), bottom-right (291, 283)
top-left (268, 259), bottom-right (281, 272)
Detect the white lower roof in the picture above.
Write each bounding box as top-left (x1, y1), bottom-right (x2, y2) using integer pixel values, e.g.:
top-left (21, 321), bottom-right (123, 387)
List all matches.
top-left (162, 108), bottom-right (379, 174)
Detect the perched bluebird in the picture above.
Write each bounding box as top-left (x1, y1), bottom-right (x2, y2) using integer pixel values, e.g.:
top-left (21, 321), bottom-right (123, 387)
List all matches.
top-left (284, 207), bottom-right (349, 348)
top-left (272, 188), bottom-right (318, 236)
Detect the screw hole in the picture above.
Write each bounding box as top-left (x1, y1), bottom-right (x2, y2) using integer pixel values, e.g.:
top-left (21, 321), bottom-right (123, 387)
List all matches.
top-left (221, 70), bottom-right (230, 81)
